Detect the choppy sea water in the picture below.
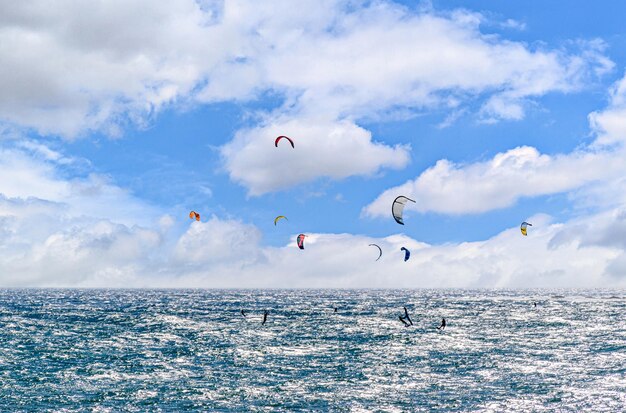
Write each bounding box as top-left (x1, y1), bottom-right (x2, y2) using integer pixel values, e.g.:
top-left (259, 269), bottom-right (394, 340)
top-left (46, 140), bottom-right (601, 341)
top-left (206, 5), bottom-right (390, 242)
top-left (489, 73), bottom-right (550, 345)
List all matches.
top-left (0, 289), bottom-right (625, 412)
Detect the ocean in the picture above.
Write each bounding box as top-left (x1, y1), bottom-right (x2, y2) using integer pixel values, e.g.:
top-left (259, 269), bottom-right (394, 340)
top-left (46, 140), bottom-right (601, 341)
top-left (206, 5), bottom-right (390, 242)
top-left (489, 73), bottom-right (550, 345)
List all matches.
top-left (0, 289), bottom-right (624, 412)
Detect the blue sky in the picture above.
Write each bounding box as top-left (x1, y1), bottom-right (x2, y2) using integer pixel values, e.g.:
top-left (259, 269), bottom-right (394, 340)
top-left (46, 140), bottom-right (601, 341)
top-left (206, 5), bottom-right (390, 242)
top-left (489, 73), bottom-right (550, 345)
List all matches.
top-left (1, 0), bottom-right (626, 287)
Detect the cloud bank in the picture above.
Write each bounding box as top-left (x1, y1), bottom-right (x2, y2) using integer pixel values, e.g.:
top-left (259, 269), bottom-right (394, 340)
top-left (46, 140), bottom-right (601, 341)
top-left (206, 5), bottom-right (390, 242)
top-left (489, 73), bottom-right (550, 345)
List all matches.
top-left (0, 137), bottom-right (624, 288)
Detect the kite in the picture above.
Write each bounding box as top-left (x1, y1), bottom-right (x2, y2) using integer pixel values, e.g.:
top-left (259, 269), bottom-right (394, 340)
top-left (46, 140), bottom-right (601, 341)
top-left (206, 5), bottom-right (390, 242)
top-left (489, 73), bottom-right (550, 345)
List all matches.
top-left (297, 234), bottom-right (306, 250)
top-left (369, 244), bottom-right (382, 261)
top-left (401, 247), bottom-right (410, 262)
top-left (392, 196), bottom-right (416, 225)
top-left (274, 215), bottom-right (288, 226)
top-left (275, 135), bottom-right (295, 148)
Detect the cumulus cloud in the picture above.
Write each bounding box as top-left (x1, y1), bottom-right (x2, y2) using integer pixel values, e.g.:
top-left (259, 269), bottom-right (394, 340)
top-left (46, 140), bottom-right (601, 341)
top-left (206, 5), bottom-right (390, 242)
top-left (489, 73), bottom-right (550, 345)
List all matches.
top-left (221, 116), bottom-right (410, 195)
top-left (0, 1), bottom-right (611, 193)
top-left (172, 216), bottom-right (264, 267)
top-left (0, 138), bottom-right (170, 287)
top-left (22, 222), bottom-right (161, 287)
top-left (0, 193), bottom-right (165, 287)
top-left (364, 71), bottom-right (626, 218)
top-left (0, 0), bottom-right (214, 137)
top-left (364, 145), bottom-right (624, 216)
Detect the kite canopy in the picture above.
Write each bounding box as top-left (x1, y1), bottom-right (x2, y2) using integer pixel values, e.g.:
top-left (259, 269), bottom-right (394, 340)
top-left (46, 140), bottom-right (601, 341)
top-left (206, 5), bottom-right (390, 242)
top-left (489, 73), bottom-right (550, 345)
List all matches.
top-left (275, 135), bottom-right (295, 148)
top-left (189, 211), bottom-right (200, 221)
top-left (274, 215), bottom-right (287, 226)
top-left (392, 196), bottom-right (416, 225)
top-left (369, 244), bottom-right (382, 261)
top-left (520, 221), bottom-right (532, 236)
top-left (400, 247), bottom-right (410, 262)
top-left (297, 234), bottom-right (306, 249)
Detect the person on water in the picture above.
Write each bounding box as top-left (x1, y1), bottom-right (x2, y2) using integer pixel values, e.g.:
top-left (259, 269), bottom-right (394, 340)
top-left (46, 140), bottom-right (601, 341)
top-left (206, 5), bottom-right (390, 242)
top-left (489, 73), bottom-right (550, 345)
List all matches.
top-left (262, 310), bottom-right (269, 325)
top-left (403, 307), bottom-right (413, 326)
top-left (437, 318), bottom-right (446, 330)
top-left (399, 306), bottom-right (413, 327)
top-left (241, 309), bottom-right (247, 317)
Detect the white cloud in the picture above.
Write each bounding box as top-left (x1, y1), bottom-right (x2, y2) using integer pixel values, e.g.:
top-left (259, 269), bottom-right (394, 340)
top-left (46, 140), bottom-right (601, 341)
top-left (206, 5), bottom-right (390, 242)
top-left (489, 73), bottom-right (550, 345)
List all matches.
top-left (0, 146), bottom-right (69, 201)
top-left (0, 139), bottom-right (167, 286)
top-left (172, 215), bottom-right (264, 266)
top-left (365, 72), bottom-right (626, 218)
top-left (589, 71), bottom-right (626, 146)
top-left (364, 145), bottom-right (624, 216)
top-left (437, 108), bottom-right (467, 129)
top-left (0, 193), bottom-right (165, 287)
top-left (0, 144), bottom-right (160, 226)
top-left (480, 95), bottom-right (525, 121)
top-left (500, 18), bottom-right (526, 31)
top-left (221, 116), bottom-right (410, 195)
top-left (247, 8), bottom-right (601, 118)
top-left (0, 0), bottom-right (213, 137)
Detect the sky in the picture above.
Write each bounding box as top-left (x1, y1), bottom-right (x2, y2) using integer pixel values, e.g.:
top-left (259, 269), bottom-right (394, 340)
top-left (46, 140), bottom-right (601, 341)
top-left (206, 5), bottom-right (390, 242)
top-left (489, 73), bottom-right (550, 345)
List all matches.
top-left (1, 0), bottom-right (626, 288)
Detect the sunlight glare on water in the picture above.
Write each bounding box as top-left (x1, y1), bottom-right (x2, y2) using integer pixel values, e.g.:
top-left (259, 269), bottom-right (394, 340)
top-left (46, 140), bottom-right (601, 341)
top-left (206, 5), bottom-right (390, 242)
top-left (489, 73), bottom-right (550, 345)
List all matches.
top-left (0, 289), bottom-right (624, 411)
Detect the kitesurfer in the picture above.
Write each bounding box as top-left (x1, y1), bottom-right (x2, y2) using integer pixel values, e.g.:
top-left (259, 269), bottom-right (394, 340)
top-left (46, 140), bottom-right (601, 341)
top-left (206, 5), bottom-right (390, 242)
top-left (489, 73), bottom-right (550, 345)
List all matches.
top-left (437, 318), bottom-right (446, 330)
top-left (399, 306), bottom-right (413, 327)
top-left (262, 310), bottom-right (269, 325)
top-left (241, 309), bottom-right (247, 317)
top-left (403, 307), bottom-right (413, 326)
